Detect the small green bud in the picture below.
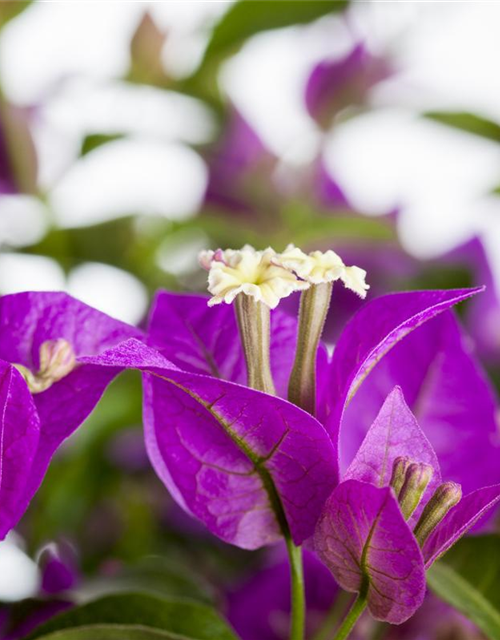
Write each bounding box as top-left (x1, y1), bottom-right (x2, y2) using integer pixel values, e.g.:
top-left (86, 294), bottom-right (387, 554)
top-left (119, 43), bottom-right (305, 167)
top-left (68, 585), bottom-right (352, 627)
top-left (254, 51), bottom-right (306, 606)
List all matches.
top-left (414, 482), bottom-right (462, 546)
top-left (397, 462), bottom-right (434, 520)
top-left (390, 456), bottom-right (412, 496)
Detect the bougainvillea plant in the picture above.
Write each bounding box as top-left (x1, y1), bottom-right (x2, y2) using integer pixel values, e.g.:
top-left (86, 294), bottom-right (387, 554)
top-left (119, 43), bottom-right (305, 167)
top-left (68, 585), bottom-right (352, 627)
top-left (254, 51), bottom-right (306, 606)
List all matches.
top-left (0, 245), bottom-right (498, 640)
top-left (77, 244), bottom-right (497, 640)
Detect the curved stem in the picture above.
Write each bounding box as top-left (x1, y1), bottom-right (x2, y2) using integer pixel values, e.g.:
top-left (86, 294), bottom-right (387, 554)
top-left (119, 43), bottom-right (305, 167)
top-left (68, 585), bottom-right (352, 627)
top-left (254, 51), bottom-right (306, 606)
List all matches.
top-left (285, 536), bottom-right (305, 640)
top-left (331, 593), bottom-right (367, 640)
top-left (311, 590), bottom-right (352, 640)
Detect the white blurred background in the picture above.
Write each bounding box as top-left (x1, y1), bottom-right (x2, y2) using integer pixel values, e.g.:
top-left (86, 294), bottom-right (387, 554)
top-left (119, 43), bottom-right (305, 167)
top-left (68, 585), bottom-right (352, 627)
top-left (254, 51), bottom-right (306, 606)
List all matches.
top-left (0, 1), bottom-right (499, 331)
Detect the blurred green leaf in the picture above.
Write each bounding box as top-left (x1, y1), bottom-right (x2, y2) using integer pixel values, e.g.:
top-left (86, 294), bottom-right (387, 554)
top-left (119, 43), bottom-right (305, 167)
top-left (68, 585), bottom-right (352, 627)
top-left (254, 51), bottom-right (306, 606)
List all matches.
top-left (30, 626), bottom-right (188, 640)
top-left (427, 535), bottom-right (500, 639)
top-left (281, 202), bottom-right (396, 246)
top-left (24, 217), bottom-right (137, 272)
top-left (25, 593), bottom-right (237, 640)
top-left (23, 216), bottom-right (180, 294)
top-left (0, 0), bottom-right (31, 29)
top-left (431, 535), bottom-right (500, 610)
top-left (177, 0), bottom-right (347, 109)
top-left (81, 134), bottom-right (125, 157)
top-left (180, 205), bottom-right (396, 252)
top-left (425, 110), bottom-right (500, 142)
top-left (203, 0), bottom-right (347, 61)
top-left (91, 557), bottom-right (216, 605)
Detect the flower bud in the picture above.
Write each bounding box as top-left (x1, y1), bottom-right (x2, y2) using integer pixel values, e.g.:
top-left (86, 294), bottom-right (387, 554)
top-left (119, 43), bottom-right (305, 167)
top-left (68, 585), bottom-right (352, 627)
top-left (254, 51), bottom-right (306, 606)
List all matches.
top-left (413, 482), bottom-right (462, 546)
top-left (389, 456), bottom-right (412, 496)
top-left (397, 462), bottom-right (434, 520)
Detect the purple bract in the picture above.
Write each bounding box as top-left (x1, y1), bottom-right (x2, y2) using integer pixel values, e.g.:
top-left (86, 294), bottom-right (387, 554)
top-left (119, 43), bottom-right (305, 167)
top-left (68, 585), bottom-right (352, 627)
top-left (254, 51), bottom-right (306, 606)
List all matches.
top-left (0, 292), bottom-right (141, 539)
top-left (84, 286), bottom-right (483, 551)
top-left (314, 387), bottom-right (500, 623)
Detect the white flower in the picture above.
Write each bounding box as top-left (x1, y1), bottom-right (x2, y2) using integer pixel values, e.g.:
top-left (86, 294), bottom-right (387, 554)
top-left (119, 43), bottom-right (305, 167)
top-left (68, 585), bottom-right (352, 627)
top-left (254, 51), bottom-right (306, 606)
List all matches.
top-left (199, 245), bottom-right (309, 309)
top-left (276, 244), bottom-right (369, 298)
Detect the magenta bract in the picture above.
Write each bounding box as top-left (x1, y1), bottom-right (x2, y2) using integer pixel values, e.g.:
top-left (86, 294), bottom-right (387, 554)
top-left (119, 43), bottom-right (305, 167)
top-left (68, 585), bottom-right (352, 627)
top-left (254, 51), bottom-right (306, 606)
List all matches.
top-left (315, 386), bottom-right (500, 623)
top-left (147, 290), bottom-right (298, 397)
top-left (305, 44), bottom-right (391, 128)
top-left (0, 362), bottom-right (40, 538)
top-left (139, 287), bottom-right (484, 551)
top-left (82, 338), bottom-right (338, 549)
top-left (315, 479), bottom-right (426, 624)
top-left (422, 484), bottom-right (500, 568)
top-left (344, 387), bottom-right (441, 523)
top-left (340, 310), bottom-right (500, 493)
top-left (0, 292), bottom-right (142, 538)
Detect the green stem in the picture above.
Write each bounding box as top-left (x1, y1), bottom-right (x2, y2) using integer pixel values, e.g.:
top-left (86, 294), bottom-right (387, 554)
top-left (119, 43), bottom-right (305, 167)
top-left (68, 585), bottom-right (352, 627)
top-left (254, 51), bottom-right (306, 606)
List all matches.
top-left (235, 295), bottom-right (276, 395)
top-left (285, 535), bottom-right (305, 640)
top-left (331, 593), bottom-right (367, 640)
top-left (311, 590), bottom-right (352, 640)
top-left (288, 282), bottom-right (332, 415)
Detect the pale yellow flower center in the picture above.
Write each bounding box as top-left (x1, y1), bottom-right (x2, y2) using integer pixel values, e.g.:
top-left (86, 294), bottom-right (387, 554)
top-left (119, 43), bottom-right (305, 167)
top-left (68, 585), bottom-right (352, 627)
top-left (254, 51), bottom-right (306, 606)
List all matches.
top-left (276, 244), bottom-right (369, 298)
top-left (14, 338), bottom-right (77, 394)
top-left (199, 245), bottom-right (309, 309)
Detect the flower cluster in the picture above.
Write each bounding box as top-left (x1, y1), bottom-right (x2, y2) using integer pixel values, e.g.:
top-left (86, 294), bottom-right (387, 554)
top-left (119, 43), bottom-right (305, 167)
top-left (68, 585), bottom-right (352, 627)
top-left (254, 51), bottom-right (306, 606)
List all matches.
top-left (199, 244), bottom-right (369, 309)
top-left (0, 245), bottom-right (498, 640)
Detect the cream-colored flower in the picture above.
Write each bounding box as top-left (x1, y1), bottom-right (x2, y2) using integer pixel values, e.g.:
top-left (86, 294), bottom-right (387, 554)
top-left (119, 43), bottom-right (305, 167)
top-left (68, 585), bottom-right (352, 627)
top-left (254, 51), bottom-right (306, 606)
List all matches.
top-left (276, 244), bottom-right (369, 298)
top-left (342, 265), bottom-right (370, 298)
top-left (199, 245), bottom-right (309, 309)
top-left (14, 338), bottom-right (76, 394)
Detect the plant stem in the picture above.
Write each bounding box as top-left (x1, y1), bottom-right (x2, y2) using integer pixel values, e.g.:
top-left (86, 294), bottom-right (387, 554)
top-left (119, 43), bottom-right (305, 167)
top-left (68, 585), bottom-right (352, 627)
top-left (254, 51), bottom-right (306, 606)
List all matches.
top-left (235, 295), bottom-right (276, 395)
top-left (288, 283), bottom-right (332, 415)
top-left (311, 590), bottom-right (352, 640)
top-left (331, 593), bottom-right (367, 640)
top-left (285, 535), bottom-right (305, 640)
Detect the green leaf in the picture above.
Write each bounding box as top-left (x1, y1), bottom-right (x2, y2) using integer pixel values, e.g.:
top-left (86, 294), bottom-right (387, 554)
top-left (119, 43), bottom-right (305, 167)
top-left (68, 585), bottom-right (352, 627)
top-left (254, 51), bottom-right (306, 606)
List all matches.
top-left (81, 134), bottom-right (125, 156)
top-left (30, 625), bottom-right (187, 640)
top-left (175, 0), bottom-right (347, 109)
top-left (0, 1), bottom-right (31, 29)
top-left (24, 593), bottom-right (237, 640)
top-left (203, 0), bottom-right (347, 62)
top-left (92, 557), bottom-right (216, 605)
top-left (433, 535), bottom-right (500, 611)
top-left (425, 111), bottom-right (500, 142)
top-left (427, 535), bottom-right (500, 640)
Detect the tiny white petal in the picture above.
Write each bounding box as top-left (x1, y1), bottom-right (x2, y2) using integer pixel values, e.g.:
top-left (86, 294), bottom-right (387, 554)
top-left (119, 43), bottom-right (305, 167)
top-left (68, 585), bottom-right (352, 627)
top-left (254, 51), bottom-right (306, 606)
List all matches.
top-left (276, 246), bottom-right (345, 284)
top-left (198, 250), bottom-right (215, 271)
top-left (276, 246), bottom-right (369, 295)
top-left (342, 266), bottom-right (370, 298)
